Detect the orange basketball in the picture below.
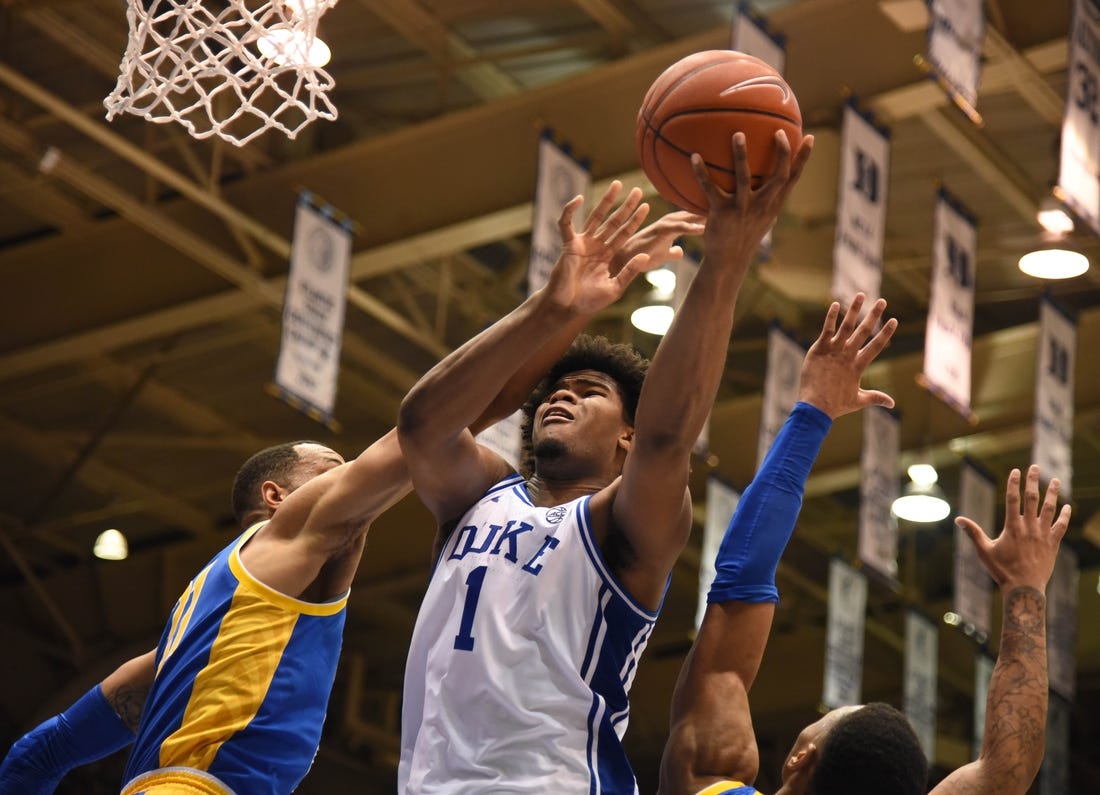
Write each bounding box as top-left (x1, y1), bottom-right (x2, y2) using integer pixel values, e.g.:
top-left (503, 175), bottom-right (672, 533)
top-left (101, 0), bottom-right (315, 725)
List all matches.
top-left (635, 50), bottom-right (802, 214)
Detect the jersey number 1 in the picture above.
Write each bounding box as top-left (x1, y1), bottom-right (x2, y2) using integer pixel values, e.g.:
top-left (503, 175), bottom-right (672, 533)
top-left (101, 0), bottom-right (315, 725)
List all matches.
top-left (453, 565), bottom-right (487, 651)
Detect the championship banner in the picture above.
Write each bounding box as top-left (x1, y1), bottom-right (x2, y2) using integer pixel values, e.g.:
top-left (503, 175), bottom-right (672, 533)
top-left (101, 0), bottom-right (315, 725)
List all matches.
top-left (732, 2), bottom-right (785, 72)
top-left (1047, 546), bottom-right (1079, 700)
top-left (1032, 300), bottom-right (1077, 498)
top-left (475, 410), bottom-right (524, 470)
top-left (859, 406), bottom-right (900, 579)
top-left (733, 3), bottom-right (786, 259)
top-left (696, 476), bottom-right (741, 630)
top-left (954, 460), bottom-right (996, 638)
top-left (904, 611), bottom-right (938, 759)
top-left (832, 102), bottom-right (890, 308)
top-left (923, 189), bottom-right (977, 417)
top-left (528, 132), bottom-right (591, 293)
top-left (972, 652), bottom-right (994, 759)
top-left (273, 194), bottom-right (352, 425)
top-left (1040, 692), bottom-right (1072, 795)
top-left (926, 0), bottom-right (985, 117)
top-left (1060, 0), bottom-right (1100, 234)
top-left (757, 325), bottom-right (805, 468)
top-left (823, 559), bottom-right (868, 708)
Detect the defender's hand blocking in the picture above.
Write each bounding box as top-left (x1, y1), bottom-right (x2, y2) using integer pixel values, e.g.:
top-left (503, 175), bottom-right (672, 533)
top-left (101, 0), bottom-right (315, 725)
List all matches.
top-left (691, 130), bottom-right (814, 264)
top-left (611, 210), bottom-right (706, 275)
top-left (546, 181), bottom-right (653, 315)
top-left (956, 465), bottom-right (1071, 592)
top-left (798, 293), bottom-right (897, 420)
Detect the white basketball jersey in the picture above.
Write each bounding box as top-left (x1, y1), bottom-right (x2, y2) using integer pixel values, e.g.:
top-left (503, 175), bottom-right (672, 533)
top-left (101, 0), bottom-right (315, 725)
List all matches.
top-left (399, 474), bottom-right (659, 794)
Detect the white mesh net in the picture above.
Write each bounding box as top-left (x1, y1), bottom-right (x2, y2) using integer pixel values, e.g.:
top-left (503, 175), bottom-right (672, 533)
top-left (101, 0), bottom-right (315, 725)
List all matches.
top-left (104, 0), bottom-right (340, 147)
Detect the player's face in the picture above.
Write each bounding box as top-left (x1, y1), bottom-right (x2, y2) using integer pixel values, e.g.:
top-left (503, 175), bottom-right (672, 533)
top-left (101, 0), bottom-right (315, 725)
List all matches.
top-left (532, 370), bottom-right (631, 458)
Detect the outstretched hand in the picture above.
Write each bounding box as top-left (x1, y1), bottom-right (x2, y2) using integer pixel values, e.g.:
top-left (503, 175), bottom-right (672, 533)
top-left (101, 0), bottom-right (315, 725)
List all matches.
top-left (797, 293), bottom-right (897, 419)
top-left (691, 130), bottom-right (814, 266)
top-left (611, 210), bottom-right (706, 275)
top-left (957, 465), bottom-right (1071, 592)
top-left (545, 181), bottom-right (653, 315)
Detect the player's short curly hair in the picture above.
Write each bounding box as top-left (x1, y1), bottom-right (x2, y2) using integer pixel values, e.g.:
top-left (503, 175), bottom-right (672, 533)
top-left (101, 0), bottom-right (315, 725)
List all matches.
top-left (518, 335), bottom-right (649, 477)
top-left (230, 441), bottom-right (319, 526)
top-left (809, 703), bottom-right (927, 795)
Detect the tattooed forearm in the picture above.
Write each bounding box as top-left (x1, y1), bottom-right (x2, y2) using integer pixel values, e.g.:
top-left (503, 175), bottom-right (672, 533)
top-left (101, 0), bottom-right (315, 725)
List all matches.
top-left (978, 586), bottom-right (1048, 788)
top-left (106, 683), bottom-right (150, 733)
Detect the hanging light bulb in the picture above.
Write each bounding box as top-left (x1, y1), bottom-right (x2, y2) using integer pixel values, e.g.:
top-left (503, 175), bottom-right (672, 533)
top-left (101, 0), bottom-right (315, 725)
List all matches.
top-left (1018, 247), bottom-right (1089, 280)
top-left (1037, 196), bottom-right (1075, 235)
top-left (94, 529), bottom-right (129, 561)
top-left (257, 26), bottom-right (332, 67)
top-left (892, 463), bottom-right (951, 523)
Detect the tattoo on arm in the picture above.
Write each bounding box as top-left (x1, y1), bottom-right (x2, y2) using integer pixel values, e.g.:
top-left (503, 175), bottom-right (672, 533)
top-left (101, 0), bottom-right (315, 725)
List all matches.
top-left (972, 586), bottom-right (1048, 791)
top-left (107, 683), bottom-right (150, 733)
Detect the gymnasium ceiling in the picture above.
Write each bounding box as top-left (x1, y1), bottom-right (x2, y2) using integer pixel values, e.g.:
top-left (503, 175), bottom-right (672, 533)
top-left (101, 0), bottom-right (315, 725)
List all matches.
top-left (0, 0), bottom-right (1097, 791)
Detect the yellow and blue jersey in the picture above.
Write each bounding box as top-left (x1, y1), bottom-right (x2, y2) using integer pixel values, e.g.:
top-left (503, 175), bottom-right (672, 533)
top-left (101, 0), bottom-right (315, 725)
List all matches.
top-left (121, 522), bottom-right (347, 795)
top-left (695, 782), bottom-right (762, 795)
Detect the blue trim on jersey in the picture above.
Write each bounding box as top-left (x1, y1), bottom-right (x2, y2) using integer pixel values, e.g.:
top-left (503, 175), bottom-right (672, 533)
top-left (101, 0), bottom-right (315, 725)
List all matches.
top-left (581, 579), bottom-right (656, 794)
top-left (576, 497), bottom-right (661, 621)
top-left (512, 484), bottom-right (534, 506)
top-left (579, 585), bottom-right (610, 682)
top-left (484, 473), bottom-right (524, 497)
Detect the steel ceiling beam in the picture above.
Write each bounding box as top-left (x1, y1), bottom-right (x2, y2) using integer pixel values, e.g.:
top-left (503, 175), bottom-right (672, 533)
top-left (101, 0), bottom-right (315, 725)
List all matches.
top-left (356, 0), bottom-right (522, 100)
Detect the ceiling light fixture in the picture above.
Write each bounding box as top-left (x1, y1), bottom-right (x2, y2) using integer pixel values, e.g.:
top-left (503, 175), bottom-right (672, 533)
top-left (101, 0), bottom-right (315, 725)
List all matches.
top-left (94, 528), bottom-right (129, 561)
top-left (1037, 196), bottom-right (1075, 235)
top-left (1018, 247), bottom-right (1089, 280)
top-left (257, 26), bottom-right (332, 67)
top-left (632, 268), bottom-right (677, 336)
top-left (892, 463), bottom-right (951, 523)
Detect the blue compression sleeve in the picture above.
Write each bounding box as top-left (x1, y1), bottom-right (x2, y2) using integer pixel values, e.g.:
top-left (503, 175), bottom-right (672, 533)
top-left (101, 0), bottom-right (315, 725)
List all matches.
top-left (707, 401), bottom-right (831, 604)
top-left (0, 684), bottom-right (135, 795)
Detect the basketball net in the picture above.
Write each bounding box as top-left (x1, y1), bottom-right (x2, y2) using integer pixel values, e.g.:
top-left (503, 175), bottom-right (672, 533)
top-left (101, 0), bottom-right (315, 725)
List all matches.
top-left (104, 0), bottom-right (340, 147)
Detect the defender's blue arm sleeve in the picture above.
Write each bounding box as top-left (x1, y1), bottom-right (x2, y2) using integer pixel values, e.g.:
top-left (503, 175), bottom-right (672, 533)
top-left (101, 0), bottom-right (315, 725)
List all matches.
top-left (0, 684), bottom-right (135, 794)
top-left (707, 401), bottom-right (831, 605)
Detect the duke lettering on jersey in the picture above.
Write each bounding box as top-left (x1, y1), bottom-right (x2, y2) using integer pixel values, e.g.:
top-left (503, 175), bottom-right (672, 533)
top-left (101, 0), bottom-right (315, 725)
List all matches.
top-left (447, 518), bottom-right (561, 575)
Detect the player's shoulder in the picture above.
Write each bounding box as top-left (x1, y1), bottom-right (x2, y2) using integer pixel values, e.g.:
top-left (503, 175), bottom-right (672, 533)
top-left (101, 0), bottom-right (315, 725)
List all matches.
top-left (694, 781), bottom-right (763, 795)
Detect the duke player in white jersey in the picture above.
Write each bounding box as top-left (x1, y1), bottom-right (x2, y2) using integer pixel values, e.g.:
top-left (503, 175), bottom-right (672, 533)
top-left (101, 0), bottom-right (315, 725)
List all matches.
top-left (397, 130), bottom-right (814, 793)
top-left (658, 298), bottom-right (1073, 795)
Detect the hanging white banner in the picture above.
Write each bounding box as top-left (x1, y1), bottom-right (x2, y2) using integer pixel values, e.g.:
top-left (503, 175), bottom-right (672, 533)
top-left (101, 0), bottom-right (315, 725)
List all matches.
top-left (1040, 693), bottom-right (1072, 795)
top-left (733, 6), bottom-right (785, 259)
top-left (732, 4), bottom-right (785, 71)
top-left (475, 409), bottom-right (524, 471)
top-left (1048, 546), bottom-right (1079, 700)
top-left (923, 190), bottom-right (977, 416)
top-left (696, 476), bottom-right (741, 631)
top-left (757, 326), bottom-right (805, 468)
top-left (274, 197), bottom-right (351, 422)
top-left (1060, 0), bottom-right (1100, 234)
top-left (528, 134), bottom-right (591, 293)
top-left (972, 652), bottom-right (995, 759)
top-left (832, 103), bottom-right (890, 308)
top-left (859, 407), bottom-right (900, 579)
top-left (926, 0), bottom-right (985, 112)
top-left (954, 461), bottom-right (996, 638)
top-left (823, 559), bottom-right (868, 708)
top-left (904, 611), bottom-right (938, 759)
top-left (1033, 300), bottom-right (1077, 498)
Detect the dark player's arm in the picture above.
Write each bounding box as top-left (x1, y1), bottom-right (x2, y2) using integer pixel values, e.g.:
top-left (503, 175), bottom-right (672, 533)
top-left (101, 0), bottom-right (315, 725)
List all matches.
top-left (929, 586), bottom-right (1048, 795)
top-left (660, 602), bottom-right (772, 795)
top-left (613, 132), bottom-right (813, 608)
